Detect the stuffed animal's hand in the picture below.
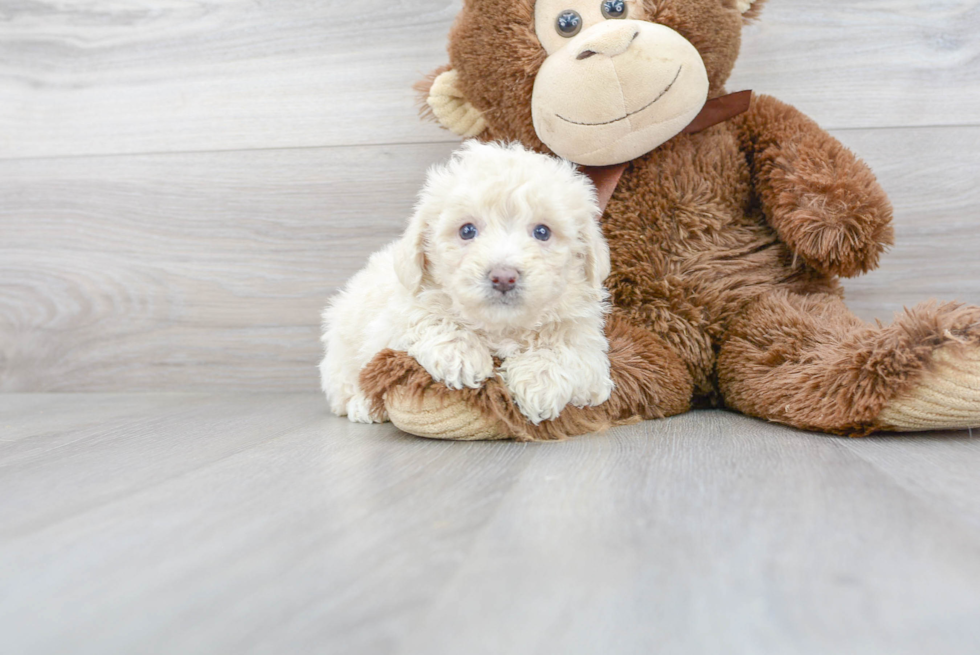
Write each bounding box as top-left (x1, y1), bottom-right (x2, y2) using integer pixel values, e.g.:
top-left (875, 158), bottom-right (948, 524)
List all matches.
top-left (408, 329), bottom-right (494, 390)
top-left (741, 94), bottom-right (895, 278)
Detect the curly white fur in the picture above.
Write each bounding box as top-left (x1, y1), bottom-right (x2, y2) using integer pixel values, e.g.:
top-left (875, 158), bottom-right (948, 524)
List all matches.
top-left (320, 141), bottom-right (613, 425)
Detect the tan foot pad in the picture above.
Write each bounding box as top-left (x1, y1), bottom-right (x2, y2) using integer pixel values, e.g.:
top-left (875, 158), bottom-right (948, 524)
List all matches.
top-left (879, 346), bottom-right (980, 432)
top-left (385, 387), bottom-right (510, 441)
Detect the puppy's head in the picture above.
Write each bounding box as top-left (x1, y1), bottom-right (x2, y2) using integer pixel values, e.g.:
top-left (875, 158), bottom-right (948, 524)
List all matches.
top-left (394, 140), bottom-right (608, 330)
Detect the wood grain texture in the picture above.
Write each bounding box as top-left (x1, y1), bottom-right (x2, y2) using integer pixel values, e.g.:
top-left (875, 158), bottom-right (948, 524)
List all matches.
top-left (2, 1), bottom-right (979, 391)
top-left (2, 128), bottom-right (978, 392)
top-left (836, 126), bottom-right (980, 320)
top-left (0, 141), bottom-right (457, 392)
top-left (1, 0), bottom-right (979, 159)
top-left (0, 0), bottom-right (459, 159)
top-left (4, 4), bottom-right (979, 650)
top-left (2, 395), bottom-right (980, 654)
top-left (729, 0), bottom-right (980, 131)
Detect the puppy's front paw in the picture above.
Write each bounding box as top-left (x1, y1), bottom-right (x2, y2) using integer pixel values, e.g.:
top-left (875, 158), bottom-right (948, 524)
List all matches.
top-left (566, 347), bottom-right (614, 408)
top-left (499, 351), bottom-right (575, 424)
top-left (569, 372), bottom-right (614, 409)
top-left (346, 393), bottom-right (387, 424)
top-left (410, 331), bottom-right (494, 390)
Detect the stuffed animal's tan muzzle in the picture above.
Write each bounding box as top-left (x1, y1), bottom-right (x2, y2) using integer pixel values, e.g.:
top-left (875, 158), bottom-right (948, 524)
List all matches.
top-left (531, 20), bottom-right (709, 166)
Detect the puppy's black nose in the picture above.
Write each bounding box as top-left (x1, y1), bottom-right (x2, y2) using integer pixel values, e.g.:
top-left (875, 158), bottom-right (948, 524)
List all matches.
top-left (489, 268), bottom-right (519, 293)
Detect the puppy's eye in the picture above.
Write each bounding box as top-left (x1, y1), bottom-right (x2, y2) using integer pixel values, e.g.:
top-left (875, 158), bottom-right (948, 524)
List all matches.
top-left (601, 0), bottom-right (627, 19)
top-left (459, 223), bottom-right (478, 240)
top-left (533, 225), bottom-right (552, 242)
top-left (555, 10), bottom-right (582, 37)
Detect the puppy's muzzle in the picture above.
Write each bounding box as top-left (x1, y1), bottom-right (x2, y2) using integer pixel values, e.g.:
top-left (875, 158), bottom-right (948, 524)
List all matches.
top-left (489, 267), bottom-right (520, 294)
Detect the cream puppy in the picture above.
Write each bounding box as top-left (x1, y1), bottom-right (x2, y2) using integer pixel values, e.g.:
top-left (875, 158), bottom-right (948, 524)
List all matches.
top-left (320, 141), bottom-right (613, 425)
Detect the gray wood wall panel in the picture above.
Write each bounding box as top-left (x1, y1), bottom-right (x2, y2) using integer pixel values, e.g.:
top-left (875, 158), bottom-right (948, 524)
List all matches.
top-left (0, 142), bottom-right (458, 391)
top-left (1, 128), bottom-right (978, 392)
top-left (0, 0), bottom-right (459, 159)
top-left (1, 1), bottom-right (979, 391)
top-left (729, 0), bottom-right (980, 131)
top-left (838, 126), bottom-right (980, 319)
top-left (1, 0), bottom-right (979, 160)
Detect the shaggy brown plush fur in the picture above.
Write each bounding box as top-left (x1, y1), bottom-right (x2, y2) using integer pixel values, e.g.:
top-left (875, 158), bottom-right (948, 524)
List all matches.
top-left (737, 96), bottom-right (895, 278)
top-left (719, 294), bottom-right (980, 435)
top-left (367, 0), bottom-right (980, 439)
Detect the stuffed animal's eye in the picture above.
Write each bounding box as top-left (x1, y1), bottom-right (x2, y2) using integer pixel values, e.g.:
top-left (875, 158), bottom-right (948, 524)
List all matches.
top-left (555, 10), bottom-right (582, 37)
top-left (533, 225), bottom-right (552, 241)
top-left (601, 0), bottom-right (627, 19)
top-left (459, 223), bottom-right (478, 240)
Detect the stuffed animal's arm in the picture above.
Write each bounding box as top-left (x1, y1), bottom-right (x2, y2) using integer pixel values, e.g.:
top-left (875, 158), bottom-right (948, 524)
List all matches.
top-left (736, 94), bottom-right (894, 278)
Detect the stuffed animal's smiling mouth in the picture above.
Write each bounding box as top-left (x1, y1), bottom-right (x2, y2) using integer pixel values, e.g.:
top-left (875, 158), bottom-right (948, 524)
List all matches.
top-left (555, 66), bottom-right (684, 127)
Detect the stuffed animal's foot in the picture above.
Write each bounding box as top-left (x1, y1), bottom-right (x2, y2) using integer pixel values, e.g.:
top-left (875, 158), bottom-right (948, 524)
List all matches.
top-left (719, 293), bottom-right (980, 436)
top-left (878, 345), bottom-right (980, 432)
top-left (385, 386), bottom-right (508, 441)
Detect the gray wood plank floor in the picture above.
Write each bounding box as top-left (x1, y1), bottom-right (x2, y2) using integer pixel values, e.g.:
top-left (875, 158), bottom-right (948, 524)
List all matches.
top-left (2, 394), bottom-right (980, 655)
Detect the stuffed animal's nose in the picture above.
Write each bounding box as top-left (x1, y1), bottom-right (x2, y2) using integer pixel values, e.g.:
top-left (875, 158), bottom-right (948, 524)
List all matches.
top-left (576, 25), bottom-right (639, 60)
top-left (489, 267), bottom-right (520, 293)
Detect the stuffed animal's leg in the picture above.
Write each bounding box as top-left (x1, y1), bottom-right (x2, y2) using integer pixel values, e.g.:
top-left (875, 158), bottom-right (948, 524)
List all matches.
top-left (359, 314), bottom-right (694, 441)
top-left (717, 290), bottom-right (980, 436)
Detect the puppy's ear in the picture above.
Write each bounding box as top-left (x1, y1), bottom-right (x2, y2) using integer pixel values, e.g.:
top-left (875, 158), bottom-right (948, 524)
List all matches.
top-left (582, 216), bottom-right (611, 289)
top-left (392, 207), bottom-right (429, 294)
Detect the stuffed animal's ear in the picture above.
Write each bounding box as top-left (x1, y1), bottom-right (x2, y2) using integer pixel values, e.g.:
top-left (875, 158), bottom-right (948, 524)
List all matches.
top-left (392, 207), bottom-right (429, 294)
top-left (736, 0), bottom-right (766, 20)
top-left (416, 68), bottom-right (488, 138)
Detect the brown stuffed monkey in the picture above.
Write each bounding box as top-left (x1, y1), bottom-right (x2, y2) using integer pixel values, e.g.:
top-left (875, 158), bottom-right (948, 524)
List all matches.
top-left (360, 0), bottom-right (980, 440)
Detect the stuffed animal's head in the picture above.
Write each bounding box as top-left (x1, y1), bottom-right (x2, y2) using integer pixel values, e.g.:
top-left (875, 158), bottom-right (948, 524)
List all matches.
top-left (421, 0), bottom-right (764, 166)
